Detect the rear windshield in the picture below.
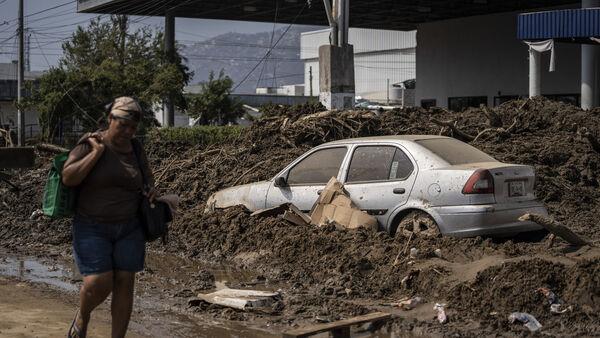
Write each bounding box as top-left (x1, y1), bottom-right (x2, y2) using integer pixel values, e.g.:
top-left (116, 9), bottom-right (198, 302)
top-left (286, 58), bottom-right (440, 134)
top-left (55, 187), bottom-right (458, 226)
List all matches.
top-left (416, 138), bottom-right (497, 165)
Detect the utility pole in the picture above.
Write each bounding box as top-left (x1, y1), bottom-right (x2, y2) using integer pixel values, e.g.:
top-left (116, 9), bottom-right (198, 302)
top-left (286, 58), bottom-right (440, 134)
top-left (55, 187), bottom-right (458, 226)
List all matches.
top-left (17, 0), bottom-right (24, 146)
top-left (309, 66), bottom-right (313, 96)
top-left (387, 78), bottom-right (390, 104)
top-left (163, 11), bottom-right (175, 127)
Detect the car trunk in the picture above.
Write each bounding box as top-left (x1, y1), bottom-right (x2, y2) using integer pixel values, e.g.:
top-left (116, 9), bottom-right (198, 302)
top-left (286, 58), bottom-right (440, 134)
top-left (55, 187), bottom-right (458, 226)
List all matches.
top-left (439, 162), bottom-right (537, 205)
top-left (486, 164), bottom-right (537, 203)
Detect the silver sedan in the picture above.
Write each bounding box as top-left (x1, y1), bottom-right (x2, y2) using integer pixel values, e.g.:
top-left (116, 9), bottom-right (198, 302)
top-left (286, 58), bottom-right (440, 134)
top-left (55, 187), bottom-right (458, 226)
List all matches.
top-left (206, 135), bottom-right (548, 237)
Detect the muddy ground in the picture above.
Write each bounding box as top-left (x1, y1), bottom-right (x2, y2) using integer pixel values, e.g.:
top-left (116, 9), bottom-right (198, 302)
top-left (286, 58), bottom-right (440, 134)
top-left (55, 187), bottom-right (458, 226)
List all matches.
top-left (1, 97), bottom-right (600, 337)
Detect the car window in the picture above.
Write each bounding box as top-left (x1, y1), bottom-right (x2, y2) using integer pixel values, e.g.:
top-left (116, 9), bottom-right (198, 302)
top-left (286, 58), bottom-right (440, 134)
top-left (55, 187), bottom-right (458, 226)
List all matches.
top-left (416, 138), bottom-right (497, 165)
top-left (347, 146), bottom-right (413, 182)
top-left (287, 147), bottom-right (347, 185)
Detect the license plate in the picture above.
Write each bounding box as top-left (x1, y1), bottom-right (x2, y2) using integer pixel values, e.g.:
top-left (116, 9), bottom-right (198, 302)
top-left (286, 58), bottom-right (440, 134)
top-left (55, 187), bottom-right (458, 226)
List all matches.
top-left (508, 181), bottom-right (525, 197)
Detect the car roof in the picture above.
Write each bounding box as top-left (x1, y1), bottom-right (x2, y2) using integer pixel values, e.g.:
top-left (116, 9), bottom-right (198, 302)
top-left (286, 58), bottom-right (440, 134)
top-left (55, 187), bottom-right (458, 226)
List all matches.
top-left (322, 135), bottom-right (451, 146)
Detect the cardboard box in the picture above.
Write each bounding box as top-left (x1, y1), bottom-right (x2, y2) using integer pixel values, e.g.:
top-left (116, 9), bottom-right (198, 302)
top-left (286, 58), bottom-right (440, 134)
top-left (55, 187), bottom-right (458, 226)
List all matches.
top-left (309, 177), bottom-right (378, 231)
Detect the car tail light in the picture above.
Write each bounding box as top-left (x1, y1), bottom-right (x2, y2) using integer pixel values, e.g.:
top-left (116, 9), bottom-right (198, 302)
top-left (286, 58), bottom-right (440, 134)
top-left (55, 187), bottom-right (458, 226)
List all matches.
top-left (462, 169), bottom-right (494, 194)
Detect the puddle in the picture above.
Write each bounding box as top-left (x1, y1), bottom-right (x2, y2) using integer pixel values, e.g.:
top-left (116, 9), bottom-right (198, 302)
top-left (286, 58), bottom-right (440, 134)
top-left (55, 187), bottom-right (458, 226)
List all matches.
top-left (0, 255), bottom-right (78, 292)
top-left (0, 250), bottom-right (278, 337)
top-left (144, 251), bottom-right (280, 291)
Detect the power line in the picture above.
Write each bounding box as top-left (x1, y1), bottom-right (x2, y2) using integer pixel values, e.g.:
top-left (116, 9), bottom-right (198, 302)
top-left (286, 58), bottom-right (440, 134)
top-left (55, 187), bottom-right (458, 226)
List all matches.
top-left (31, 31), bottom-right (98, 125)
top-left (233, 2), bottom-right (307, 92)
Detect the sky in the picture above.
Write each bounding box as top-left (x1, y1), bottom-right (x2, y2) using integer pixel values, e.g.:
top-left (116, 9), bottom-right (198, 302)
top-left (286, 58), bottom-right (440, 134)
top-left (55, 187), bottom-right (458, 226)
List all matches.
top-left (0, 0), bottom-right (292, 71)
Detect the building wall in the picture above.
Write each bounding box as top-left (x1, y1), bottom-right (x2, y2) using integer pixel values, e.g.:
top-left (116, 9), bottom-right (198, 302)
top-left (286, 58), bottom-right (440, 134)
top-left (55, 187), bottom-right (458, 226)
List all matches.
top-left (301, 28), bottom-right (416, 60)
top-left (416, 10), bottom-right (581, 109)
top-left (0, 101), bottom-right (40, 137)
top-left (302, 28), bottom-right (416, 101)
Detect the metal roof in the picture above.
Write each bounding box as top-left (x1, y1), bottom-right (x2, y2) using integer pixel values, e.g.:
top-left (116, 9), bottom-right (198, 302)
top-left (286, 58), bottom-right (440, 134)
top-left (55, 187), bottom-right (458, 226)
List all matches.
top-left (78, 0), bottom-right (579, 31)
top-left (518, 8), bottom-right (600, 42)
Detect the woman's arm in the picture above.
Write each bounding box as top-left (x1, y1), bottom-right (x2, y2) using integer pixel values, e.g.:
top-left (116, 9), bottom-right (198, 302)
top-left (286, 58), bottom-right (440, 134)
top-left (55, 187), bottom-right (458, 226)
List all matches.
top-left (62, 137), bottom-right (105, 187)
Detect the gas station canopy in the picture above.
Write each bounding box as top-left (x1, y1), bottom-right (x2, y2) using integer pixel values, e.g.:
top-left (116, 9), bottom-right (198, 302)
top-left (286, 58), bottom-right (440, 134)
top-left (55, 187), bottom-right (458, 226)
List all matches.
top-left (78, 0), bottom-right (579, 30)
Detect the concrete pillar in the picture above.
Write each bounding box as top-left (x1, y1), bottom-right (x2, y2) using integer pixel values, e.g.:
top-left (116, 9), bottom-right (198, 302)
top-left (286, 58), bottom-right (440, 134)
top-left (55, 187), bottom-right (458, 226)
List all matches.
top-left (319, 44), bottom-right (355, 110)
top-left (581, 0), bottom-right (600, 109)
top-left (529, 48), bottom-right (541, 98)
top-left (163, 12), bottom-right (175, 126)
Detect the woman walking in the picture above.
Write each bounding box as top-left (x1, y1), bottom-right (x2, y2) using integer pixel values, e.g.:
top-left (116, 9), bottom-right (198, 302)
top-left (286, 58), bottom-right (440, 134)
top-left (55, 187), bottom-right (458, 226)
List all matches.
top-left (62, 96), bottom-right (155, 338)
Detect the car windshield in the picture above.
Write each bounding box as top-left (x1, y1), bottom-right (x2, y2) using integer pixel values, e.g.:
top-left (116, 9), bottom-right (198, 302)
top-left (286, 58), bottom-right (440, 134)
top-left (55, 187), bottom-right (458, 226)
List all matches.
top-left (416, 138), bottom-right (497, 165)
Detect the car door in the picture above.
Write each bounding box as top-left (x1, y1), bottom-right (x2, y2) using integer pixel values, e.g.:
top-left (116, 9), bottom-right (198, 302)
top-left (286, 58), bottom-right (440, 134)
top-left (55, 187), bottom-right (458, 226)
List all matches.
top-left (342, 144), bottom-right (418, 227)
top-left (265, 146), bottom-right (349, 212)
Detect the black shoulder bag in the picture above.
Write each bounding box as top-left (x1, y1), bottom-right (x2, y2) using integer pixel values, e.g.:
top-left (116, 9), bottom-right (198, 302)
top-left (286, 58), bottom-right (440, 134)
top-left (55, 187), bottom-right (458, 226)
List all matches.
top-left (131, 139), bottom-right (172, 244)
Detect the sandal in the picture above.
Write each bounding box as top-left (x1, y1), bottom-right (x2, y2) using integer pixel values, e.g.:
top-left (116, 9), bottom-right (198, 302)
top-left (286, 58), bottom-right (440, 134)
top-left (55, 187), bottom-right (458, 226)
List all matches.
top-left (67, 310), bottom-right (86, 338)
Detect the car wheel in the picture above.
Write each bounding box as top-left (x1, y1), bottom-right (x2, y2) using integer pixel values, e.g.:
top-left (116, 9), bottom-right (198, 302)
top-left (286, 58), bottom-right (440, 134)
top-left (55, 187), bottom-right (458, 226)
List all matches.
top-left (397, 211), bottom-right (440, 237)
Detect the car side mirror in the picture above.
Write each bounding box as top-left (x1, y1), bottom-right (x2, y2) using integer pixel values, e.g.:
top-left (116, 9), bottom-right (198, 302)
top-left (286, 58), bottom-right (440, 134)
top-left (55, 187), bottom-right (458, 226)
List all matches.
top-left (274, 176), bottom-right (287, 187)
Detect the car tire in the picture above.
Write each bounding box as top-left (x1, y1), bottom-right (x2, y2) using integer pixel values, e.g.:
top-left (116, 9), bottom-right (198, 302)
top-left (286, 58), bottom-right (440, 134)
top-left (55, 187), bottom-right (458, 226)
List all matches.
top-left (397, 211), bottom-right (440, 237)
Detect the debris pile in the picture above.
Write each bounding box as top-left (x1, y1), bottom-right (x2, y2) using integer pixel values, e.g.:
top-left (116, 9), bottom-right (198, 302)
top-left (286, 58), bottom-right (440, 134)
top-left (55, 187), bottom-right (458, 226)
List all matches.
top-left (1, 97), bottom-right (600, 336)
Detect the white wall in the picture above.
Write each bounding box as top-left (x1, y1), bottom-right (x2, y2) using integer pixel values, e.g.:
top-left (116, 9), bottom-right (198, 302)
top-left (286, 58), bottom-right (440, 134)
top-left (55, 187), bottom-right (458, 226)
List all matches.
top-left (302, 28), bottom-right (417, 101)
top-left (0, 101), bottom-right (40, 136)
top-left (416, 10), bottom-right (581, 108)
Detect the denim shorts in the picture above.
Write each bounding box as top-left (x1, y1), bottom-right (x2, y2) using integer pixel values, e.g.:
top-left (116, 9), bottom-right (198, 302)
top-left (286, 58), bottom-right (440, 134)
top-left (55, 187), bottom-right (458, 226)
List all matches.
top-left (72, 215), bottom-right (146, 276)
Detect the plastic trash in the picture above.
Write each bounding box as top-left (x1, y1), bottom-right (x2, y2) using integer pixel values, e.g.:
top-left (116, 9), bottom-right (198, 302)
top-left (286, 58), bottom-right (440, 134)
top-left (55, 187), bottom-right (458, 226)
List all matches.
top-left (409, 247), bottom-right (419, 258)
top-left (550, 303), bottom-right (570, 314)
top-left (537, 287), bottom-right (571, 314)
top-left (434, 303), bottom-right (448, 324)
top-left (508, 312), bottom-right (542, 332)
top-left (29, 209), bottom-right (44, 220)
top-left (395, 296), bottom-right (424, 310)
top-left (537, 287), bottom-right (558, 304)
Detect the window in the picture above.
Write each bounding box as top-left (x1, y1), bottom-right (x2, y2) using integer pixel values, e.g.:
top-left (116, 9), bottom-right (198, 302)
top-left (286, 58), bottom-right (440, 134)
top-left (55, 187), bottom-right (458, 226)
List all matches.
top-left (416, 138), bottom-right (497, 165)
top-left (448, 96), bottom-right (487, 112)
top-left (287, 147), bottom-right (347, 185)
top-left (544, 94), bottom-right (580, 107)
top-left (421, 99), bottom-right (436, 109)
top-left (347, 146), bottom-right (413, 183)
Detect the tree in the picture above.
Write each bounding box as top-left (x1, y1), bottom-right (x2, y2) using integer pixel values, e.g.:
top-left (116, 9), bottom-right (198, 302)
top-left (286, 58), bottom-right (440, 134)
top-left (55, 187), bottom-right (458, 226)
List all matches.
top-left (25, 15), bottom-right (192, 141)
top-left (186, 70), bottom-right (244, 125)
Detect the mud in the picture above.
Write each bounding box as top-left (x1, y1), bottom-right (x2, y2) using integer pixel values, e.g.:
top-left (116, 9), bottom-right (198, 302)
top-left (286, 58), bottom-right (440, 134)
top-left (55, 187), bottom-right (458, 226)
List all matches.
top-left (2, 97), bottom-right (600, 336)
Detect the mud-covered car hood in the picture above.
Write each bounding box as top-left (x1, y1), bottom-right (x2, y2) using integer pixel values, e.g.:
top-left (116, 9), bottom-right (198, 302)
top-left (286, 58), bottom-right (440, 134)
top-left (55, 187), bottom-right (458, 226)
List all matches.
top-left (204, 181), bottom-right (271, 213)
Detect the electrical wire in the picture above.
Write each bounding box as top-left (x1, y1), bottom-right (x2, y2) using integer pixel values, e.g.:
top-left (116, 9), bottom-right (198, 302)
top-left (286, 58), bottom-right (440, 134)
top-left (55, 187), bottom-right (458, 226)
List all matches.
top-left (233, 2), bottom-right (307, 92)
top-left (31, 31), bottom-right (98, 125)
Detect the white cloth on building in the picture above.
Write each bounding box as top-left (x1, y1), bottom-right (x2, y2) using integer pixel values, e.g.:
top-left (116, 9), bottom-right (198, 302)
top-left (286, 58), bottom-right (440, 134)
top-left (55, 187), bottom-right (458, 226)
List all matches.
top-left (525, 39), bottom-right (555, 72)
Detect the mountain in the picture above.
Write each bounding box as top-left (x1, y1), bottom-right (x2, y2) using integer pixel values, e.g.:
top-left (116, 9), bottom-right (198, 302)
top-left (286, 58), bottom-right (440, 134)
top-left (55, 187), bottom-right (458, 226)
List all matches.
top-left (179, 25), bottom-right (322, 94)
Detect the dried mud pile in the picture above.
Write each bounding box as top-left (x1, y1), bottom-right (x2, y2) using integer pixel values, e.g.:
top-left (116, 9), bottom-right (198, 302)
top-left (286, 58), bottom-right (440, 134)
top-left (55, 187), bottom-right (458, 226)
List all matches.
top-left (2, 97), bottom-right (600, 336)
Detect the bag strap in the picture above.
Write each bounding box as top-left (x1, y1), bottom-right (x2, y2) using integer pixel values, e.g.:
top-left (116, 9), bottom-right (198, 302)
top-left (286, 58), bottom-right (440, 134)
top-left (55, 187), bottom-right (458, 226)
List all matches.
top-left (131, 138), bottom-right (148, 192)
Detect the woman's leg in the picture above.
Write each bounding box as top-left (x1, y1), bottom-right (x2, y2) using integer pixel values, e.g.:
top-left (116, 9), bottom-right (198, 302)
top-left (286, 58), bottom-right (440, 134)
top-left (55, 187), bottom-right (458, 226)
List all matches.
top-left (78, 271), bottom-right (114, 332)
top-left (111, 271), bottom-right (136, 338)
top-left (111, 219), bottom-right (145, 338)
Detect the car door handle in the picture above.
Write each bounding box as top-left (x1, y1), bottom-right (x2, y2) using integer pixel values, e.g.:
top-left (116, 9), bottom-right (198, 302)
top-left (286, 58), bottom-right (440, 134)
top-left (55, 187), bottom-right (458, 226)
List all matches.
top-left (393, 188), bottom-right (405, 194)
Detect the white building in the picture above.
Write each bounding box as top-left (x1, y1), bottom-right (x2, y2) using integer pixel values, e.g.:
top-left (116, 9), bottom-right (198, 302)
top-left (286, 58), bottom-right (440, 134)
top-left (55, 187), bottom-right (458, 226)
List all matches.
top-left (0, 62), bottom-right (43, 137)
top-left (416, 8), bottom-right (582, 110)
top-left (256, 84), bottom-right (305, 96)
top-left (301, 28), bottom-right (416, 104)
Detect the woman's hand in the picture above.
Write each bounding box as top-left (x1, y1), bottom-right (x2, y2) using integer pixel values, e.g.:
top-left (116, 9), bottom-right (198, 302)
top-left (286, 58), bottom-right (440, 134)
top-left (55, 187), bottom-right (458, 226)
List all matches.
top-left (87, 133), bottom-right (105, 156)
top-left (144, 187), bottom-right (157, 203)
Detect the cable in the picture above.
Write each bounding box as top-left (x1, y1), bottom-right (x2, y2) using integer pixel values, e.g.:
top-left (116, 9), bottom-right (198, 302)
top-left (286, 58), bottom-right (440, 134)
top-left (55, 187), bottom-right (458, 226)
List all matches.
top-left (31, 31), bottom-right (98, 125)
top-left (233, 2), bottom-right (307, 92)
top-left (256, 0), bottom-right (280, 90)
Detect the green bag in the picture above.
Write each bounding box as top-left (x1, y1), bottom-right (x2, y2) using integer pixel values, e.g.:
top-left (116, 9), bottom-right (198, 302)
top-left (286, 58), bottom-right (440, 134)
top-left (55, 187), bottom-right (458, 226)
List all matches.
top-left (42, 152), bottom-right (76, 218)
